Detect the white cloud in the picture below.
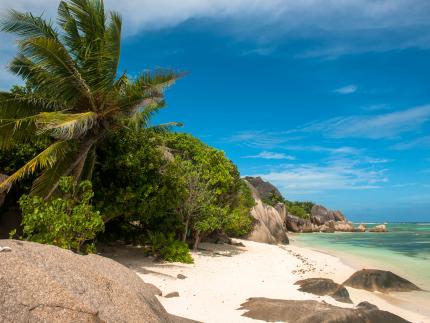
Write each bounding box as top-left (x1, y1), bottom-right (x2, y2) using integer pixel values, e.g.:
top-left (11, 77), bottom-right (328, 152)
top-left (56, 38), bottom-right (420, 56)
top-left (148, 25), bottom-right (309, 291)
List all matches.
top-left (248, 160), bottom-right (387, 193)
top-left (0, 1), bottom-right (429, 40)
top-left (226, 130), bottom-right (299, 149)
top-left (243, 151), bottom-right (296, 160)
top-left (333, 85), bottom-right (357, 94)
top-left (303, 105), bottom-right (430, 139)
top-left (391, 135), bottom-right (430, 150)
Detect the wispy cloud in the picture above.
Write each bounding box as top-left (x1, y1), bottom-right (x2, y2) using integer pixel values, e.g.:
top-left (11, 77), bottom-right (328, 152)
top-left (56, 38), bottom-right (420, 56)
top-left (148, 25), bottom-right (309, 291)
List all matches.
top-left (362, 104), bottom-right (391, 112)
top-left (391, 135), bottom-right (430, 150)
top-left (302, 105), bottom-right (430, 139)
top-left (243, 151), bottom-right (295, 160)
top-left (248, 160), bottom-right (388, 194)
top-left (333, 84), bottom-right (357, 94)
top-left (226, 130), bottom-right (299, 149)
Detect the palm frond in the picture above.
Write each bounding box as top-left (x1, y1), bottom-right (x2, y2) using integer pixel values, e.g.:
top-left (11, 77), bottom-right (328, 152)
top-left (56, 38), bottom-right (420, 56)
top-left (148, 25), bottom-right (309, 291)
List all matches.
top-left (18, 36), bottom-right (94, 105)
top-left (150, 122), bottom-right (184, 134)
top-left (125, 102), bottom-right (165, 130)
top-left (0, 91), bottom-right (66, 119)
top-left (30, 141), bottom-right (77, 197)
top-left (138, 70), bottom-right (183, 89)
top-left (36, 111), bottom-right (98, 140)
top-left (0, 140), bottom-right (70, 191)
top-left (58, 1), bottom-right (82, 56)
top-left (0, 9), bottom-right (58, 39)
top-left (0, 115), bottom-right (39, 149)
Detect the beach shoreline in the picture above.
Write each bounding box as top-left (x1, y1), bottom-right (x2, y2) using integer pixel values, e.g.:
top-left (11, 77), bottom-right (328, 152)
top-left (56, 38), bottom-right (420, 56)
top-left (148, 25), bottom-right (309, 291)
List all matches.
top-left (102, 239), bottom-right (429, 323)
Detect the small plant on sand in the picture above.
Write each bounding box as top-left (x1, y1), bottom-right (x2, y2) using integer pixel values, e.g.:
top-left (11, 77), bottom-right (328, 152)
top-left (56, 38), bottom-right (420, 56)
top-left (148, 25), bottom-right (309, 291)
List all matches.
top-left (147, 232), bottom-right (193, 264)
top-left (18, 176), bottom-right (104, 253)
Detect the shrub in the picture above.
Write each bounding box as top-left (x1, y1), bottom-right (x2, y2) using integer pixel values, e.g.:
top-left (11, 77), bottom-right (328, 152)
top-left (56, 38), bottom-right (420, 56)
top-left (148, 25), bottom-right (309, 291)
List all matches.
top-left (288, 204), bottom-right (309, 219)
top-left (17, 177), bottom-right (104, 253)
top-left (224, 207), bottom-right (254, 237)
top-left (147, 232), bottom-right (193, 264)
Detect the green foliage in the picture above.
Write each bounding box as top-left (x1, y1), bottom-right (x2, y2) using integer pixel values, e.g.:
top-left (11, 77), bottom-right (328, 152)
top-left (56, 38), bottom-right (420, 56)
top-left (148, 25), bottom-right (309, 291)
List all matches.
top-left (18, 176), bottom-right (104, 253)
top-left (0, 0), bottom-right (181, 197)
top-left (95, 130), bottom-right (255, 251)
top-left (285, 200), bottom-right (315, 219)
top-left (94, 129), bottom-right (183, 230)
top-left (147, 232), bottom-right (193, 263)
top-left (262, 191), bottom-right (285, 207)
top-left (224, 180), bottom-right (255, 237)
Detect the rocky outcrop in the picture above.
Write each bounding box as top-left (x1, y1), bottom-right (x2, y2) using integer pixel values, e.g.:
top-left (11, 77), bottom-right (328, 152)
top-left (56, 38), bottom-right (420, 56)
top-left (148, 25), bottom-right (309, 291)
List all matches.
top-left (239, 298), bottom-right (410, 323)
top-left (369, 224), bottom-right (388, 232)
top-left (248, 200), bottom-right (289, 244)
top-left (0, 240), bottom-right (194, 323)
top-left (245, 181), bottom-right (289, 244)
top-left (356, 223), bottom-right (366, 232)
top-left (343, 269), bottom-right (421, 293)
top-left (331, 210), bottom-right (346, 222)
top-left (319, 220), bottom-right (335, 233)
top-left (295, 278), bottom-right (352, 303)
top-left (311, 205), bottom-right (335, 225)
top-left (243, 176), bottom-right (283, 202)
top-left (334, 221), bottom-right (356, 232)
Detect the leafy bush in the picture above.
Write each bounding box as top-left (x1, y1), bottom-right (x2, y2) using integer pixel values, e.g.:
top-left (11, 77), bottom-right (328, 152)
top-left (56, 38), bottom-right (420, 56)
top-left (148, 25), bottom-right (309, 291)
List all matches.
top-left (224, 180), bottom-right (255, 237)
top-left (147, 232), bottom-right (193, 263)
top-left (288, 204), bottom-right (309, 219)
top-left (17, 177), bottom-right (104, 253)
top-left (95, 130), bottom-right (256, 250)
top-left (224, 207), bottom-right (254, 237)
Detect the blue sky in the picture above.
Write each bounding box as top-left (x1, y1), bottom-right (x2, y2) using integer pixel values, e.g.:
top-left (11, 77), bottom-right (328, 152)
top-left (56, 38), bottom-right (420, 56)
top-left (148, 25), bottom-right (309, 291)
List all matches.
top-left (1, 0), bottom-right (430, 222)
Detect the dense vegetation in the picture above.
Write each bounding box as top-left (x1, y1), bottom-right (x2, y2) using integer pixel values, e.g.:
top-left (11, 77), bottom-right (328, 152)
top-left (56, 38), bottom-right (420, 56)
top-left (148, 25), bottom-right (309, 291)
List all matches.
top-left (17, 176), bottom-right (104, 253)
top-left (260, 189), bottom-right (314, 220)
top-left (94, 130), bottom-right (255, 251)
top-left (285, 201), bottom-right (315, 219)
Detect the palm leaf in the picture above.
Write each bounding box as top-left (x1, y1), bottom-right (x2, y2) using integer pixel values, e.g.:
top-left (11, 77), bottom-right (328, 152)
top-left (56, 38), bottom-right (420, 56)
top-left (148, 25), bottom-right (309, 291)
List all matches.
top-left (18, 36), bottom-right (94, 105)
top-left (0, 91), bottom-right (66, 119)
top-left (0, 115), bottom-right (39, 149)
top-left (0, 9), bottom-right (58, 39)
top-left (0, 140), bottom-right (70, 191)
top-left (36, 111), bottom-right (98, 140)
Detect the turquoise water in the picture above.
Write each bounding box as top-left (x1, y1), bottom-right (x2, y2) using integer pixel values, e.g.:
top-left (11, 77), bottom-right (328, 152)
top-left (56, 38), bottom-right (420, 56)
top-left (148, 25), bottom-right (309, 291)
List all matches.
top-left (292, 223), bottom-right (430, 291)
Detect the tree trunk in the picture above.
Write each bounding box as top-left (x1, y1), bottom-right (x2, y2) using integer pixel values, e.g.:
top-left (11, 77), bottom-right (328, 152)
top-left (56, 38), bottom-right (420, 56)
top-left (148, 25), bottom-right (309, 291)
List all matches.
top-left (193, 230), bottom-right (201, 250)
top-left (182, 217), bottom-right (189, 242)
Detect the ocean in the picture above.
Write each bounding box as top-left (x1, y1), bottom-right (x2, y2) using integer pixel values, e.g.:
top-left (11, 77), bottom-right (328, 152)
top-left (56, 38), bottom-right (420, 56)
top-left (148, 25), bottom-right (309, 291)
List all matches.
top-left (291, 223), bottom-right (430, 295)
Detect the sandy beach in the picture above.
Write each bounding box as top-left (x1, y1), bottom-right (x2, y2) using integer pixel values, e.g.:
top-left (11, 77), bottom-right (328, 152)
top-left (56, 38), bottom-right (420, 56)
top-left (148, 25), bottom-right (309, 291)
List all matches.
top-left (102, 239), bottom-right (429, 323)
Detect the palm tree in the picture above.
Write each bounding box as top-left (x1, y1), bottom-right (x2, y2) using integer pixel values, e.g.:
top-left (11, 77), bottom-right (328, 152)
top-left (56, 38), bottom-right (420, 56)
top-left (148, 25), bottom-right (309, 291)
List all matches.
top-left (0, 0), bottom-right (181, 198)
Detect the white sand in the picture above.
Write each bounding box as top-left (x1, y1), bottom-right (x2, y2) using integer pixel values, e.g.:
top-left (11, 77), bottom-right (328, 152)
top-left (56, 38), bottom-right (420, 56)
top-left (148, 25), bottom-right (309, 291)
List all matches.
top-left (104, 239), bottom-right (429, 323)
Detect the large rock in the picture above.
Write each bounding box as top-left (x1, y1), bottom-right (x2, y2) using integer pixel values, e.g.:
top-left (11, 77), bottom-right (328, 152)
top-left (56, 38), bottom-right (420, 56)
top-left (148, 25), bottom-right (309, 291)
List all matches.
top-left (0, 240), bottom-right (195, 323)
top-left (369, 224), bottom-right (388, 232)
top-left (319, 220), bottom-right (335, 233)
top-left (343, 269), bottom-right (421, 293)
top-left (331, 210), bottom-right (346, 222)
top-left (311, 205), bottom-right (335, 225)
top-left (356, 223), bottom-right (366, 232)
top-left (295, 278), bottom-right (352, 303)
top-left (334, 221), bottom-right (356, 232)
top-left (285, 214), bottom-right (305, 232)
top-left (243, 176), bottom-right (283, 203)
top-left (245, 181), bottom-right (289, 244)
top-left (247, 200), bottom-right (289, 244)
top-left (239, 298), bottom-right (410, 323)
